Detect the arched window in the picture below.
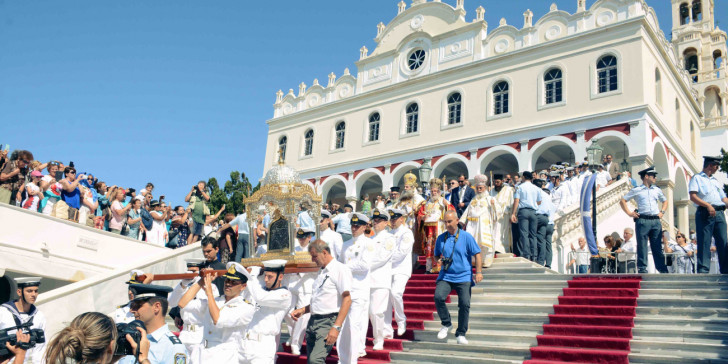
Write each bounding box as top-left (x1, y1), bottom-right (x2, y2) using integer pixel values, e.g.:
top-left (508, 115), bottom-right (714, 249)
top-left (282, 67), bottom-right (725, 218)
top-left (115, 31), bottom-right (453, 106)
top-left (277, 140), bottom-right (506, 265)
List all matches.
top-left (655, 68), bottom-right (662, 107)
top-left (368, 112), bottom-right (380, 142)
top-left (544, 68), bottom-right (563, 104)
top-left (714, 50), bottom-right (723, 77)
top-left (493, 81), bottom-right (509, 115)
top-left (679, 3), bottom-right (690, 25)
top-left (692, 0), bottom-right (702, 21)
top-left (278, 136), bottom-right (287, 161)
top-left (597, 55), bottom-right (618, 93)
top-left (675, 99), bottom-right (682, 135)
top-left (406, 103), bottom-right (419, 133)
top-left (335, 121), bottom-right (346, 149)
top-left (304, 129), bottom-right (314, 156)
top-left (684, 49), bottom-right (699, 82)
top-left (447, 92), bottom-right (462, 124)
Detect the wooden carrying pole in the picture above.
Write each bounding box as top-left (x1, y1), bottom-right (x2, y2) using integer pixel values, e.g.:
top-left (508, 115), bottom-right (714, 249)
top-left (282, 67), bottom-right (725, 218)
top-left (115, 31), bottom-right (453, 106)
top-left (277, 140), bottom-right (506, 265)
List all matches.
top-left (136, 264), bottom-right (319, 282)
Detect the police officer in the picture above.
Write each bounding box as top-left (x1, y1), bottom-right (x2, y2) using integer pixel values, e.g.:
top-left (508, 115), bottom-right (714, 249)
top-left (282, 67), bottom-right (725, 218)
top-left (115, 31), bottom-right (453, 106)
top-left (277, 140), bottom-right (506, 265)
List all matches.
top-left (620, 167), bottom-right (669, 273)
top-left (167, 259), bottom-right (220, 357)
top-left (284, 228), bottom-right (317, 355)
top-left (0, 277), bottom-right (46, 364)
top-left (338, 213), bottom-right (375, 361)
top-left (535, 180), bottom-right (557, 268)
top-left (689, 156), bottom-right (728, 274)
top-left (113, 270), bottom-right (148, 325)
top-left (118, 284), bottom-right (188, 364)
top-left (383, 208), bottom-right (414, 339)
top-left (178, 262), bottom-right (255, 364)
top-left (319, 209), bottom-right (344, 261)
top-left (368, 208), bottom-right (395, 350)
top-left (239, 259), bottom-right (292, 364)
top-left (510, 171), bottom-right (542, 261)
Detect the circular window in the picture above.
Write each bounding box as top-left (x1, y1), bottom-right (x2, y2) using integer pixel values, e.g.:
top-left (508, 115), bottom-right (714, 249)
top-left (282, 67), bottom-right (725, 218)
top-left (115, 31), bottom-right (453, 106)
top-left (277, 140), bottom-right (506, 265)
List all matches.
top-left (407, 49), bottom-right (426, 71)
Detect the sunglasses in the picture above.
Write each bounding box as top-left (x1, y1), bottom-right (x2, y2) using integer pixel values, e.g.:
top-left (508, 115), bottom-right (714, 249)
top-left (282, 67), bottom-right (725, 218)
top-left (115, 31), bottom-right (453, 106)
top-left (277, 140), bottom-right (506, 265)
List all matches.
top-left (129, 298), bottom-right (151, 311)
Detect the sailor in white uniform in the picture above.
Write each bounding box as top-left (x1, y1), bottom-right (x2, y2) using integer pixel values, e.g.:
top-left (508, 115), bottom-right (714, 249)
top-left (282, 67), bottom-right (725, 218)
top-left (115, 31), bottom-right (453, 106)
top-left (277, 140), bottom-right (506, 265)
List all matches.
top-left (283, 228), bottom-right (317, 355)
top-left (167, 259), bottom-right (221, 356)
top-left (0, 277), bottom-right (46, 364)
top-left (239, 259), bottom-right (293, 364)
top-left (368, 208), bottom-right (395, 350)
top-left (383, 208), bottom-right (415, 339)
top-left (178, 262), bottom-right (255, 364)
top-left (319, 210), bottom-right (344, 261)
top-left (338, 213), bottom-right (375, 360)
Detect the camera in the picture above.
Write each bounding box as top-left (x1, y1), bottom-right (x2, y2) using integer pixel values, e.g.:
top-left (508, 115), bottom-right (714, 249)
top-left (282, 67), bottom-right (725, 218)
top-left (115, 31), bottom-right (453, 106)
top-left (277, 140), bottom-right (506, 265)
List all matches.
top-left (0, 320), bottom-right (45, 357)
top-left (113, 320), bottom-right (145, 356)
top-left (125, 188), bottom-right (136, 197)
top-left (440, 257), bottom-right (454, 271)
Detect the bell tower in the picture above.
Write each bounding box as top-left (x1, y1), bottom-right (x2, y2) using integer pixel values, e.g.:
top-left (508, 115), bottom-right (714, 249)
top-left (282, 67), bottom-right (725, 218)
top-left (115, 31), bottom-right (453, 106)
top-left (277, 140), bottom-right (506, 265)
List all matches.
top-left (671, 0), bottom-right (727, 156)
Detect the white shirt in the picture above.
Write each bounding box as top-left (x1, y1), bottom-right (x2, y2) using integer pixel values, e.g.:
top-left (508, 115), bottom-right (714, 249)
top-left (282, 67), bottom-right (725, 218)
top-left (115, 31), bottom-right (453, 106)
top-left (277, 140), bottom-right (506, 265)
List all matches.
top-left (320, 228), bottom-right (344, 261)
top-left (182, 294), bottom-right (255, 345)
top-left (551, 183), bottom-right (571, 212)
top-left (621, 238), bottom-right (637, 253)
top-left (595, 170), bottom-right (611, 188)
top-left (310, 259), bottom-right (353, 315)
top-left (241, 269), bottom-right (292, 337)
top-left (112, 303), bottom-right (135, 324)
top-left (339, 234), bottom-right (374, 293)
top-left (574, 246), bottom-right (589, 266)
top-left (369, 230), bottom-right (395, 289)
top-left (390, 224), bottom-right (415, 277)
top-left (331, 212), bottom-right (353, 235)
top-left (229, 213), bottom-right (249, 235)
top-left (0, 302), bottom-right (46, 364)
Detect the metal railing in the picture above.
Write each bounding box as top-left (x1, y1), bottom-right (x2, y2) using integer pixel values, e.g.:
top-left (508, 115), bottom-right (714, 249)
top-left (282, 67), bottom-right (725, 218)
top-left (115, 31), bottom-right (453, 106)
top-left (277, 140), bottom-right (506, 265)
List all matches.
top-left (663, 251), bottom-right (698, 274)
top-left (567, 250), bottom-right (637, 274)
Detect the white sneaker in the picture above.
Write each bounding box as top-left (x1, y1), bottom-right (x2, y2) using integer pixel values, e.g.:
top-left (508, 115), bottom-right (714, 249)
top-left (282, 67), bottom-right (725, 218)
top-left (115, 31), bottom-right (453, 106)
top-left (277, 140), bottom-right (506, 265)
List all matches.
top-left (290, 345), bottom-right (301, 356)
top-left (372, 341), bottom-right (384, 350)
top-left (456, 336), bottom-right (468, 345)
top-left (436, 325), bottom-right (451, 339)
top-left (396, 323), bottom-right (407, 336)
top-left (358, 351), bottom-right (367, 358)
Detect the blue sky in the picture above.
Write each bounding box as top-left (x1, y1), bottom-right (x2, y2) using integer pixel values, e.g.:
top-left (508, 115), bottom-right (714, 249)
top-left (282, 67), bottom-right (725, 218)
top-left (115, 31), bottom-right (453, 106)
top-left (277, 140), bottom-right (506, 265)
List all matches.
top-left (1, 0), bottom-right (723, 207)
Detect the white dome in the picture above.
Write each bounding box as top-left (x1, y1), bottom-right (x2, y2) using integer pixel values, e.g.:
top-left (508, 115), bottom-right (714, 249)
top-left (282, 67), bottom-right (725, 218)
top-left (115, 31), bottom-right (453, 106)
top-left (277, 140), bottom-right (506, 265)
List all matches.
top-left (261, 163), bottom-right (301, 186)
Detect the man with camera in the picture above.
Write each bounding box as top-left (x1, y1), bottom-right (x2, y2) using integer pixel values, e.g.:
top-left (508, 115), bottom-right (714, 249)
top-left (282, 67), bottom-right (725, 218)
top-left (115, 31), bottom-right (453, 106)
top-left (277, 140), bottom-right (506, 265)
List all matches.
top-left (434, 211), bottom-right (482, 345)
top-left (185, 181), bottom-right (211, 245)
top-left (178, 262), bottom-right (254, 363)
top-left (118, 284), bottom-right (188, 364)
top-left (0, 277), bottom-right (46, 364)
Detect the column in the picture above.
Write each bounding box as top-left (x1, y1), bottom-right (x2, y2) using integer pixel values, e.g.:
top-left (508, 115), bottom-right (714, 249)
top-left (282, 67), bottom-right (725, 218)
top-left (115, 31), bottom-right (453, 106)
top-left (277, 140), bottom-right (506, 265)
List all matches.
top-left (346, 170), bottom-right (357, 211)
top-left (655, 180), bottom-right (675, 230)
top-left (468, 148), bottom-right (479, 177)
top-left (519, 139), bottom-right (530, 171)
top-left (674, 200), bottom-right (691, 234)
top-left (574, 130), bottom-right (587, 163)
top-left (382, 164), bottom-right (393, 191)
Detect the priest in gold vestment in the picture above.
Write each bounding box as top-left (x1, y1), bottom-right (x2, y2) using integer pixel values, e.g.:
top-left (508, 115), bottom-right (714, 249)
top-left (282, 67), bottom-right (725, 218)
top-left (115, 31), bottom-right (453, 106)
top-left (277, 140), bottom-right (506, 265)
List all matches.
top-left (460, 174), bottom-right (498, 267)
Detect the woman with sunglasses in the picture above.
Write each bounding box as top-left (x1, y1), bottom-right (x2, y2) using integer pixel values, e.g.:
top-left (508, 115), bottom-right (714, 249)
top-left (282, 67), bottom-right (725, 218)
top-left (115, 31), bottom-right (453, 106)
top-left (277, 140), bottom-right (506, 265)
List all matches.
top-left (664, 232), bottom-right (695, 274)
top-left (20, 171), bottom-right (44, 212)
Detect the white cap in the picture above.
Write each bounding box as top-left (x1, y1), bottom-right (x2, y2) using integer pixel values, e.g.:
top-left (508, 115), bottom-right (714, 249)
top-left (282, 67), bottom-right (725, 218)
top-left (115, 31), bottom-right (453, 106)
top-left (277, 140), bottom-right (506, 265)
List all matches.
top-left (14, 277), bottom-right (41, 287)
top-left (371, 208), bottom-right (390, 221)
top-left (262, 259), bottom-right (287, 273)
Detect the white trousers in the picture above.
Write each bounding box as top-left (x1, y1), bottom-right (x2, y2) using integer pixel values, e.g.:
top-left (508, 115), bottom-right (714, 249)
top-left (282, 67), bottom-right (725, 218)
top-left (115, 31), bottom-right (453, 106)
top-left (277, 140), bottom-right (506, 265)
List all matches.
top-left (338, 289), bottom-right (369, 364)
top-left (239, 336), bottom-right (277, 364)
top-left (284, 292), bottom-right (311, 348)
top-left (369, 288), bottom-right (390, 344)
top-left (384, 274), bottom-right (409, 337)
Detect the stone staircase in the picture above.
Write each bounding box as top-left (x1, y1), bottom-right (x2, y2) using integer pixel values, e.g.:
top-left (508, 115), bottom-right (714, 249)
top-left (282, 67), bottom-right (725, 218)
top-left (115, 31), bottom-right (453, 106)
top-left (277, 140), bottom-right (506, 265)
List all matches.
top-left (389, 256), bottom-right (728, 364)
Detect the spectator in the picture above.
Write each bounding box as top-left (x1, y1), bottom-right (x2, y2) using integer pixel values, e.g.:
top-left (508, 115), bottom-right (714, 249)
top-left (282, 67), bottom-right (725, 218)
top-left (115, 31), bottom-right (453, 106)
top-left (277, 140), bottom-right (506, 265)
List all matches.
top-left (218, 213), bottom-right (236, 263)
top-left (445, 179), bottom-right (457, 205)
top-left (218, 210), bottom-right (249, 260)
top-left (39, 161), bottom-right (62, 215)
top-left (360, 193), bottom-right (371, 215)
top-left (109, 187), bottom-right (132, 234)
top-left (595, 164), bottom-right (612, 188)
top-left (664, 231), bottom-right (694, 274)
top-left (126, 198), bottom-right (143, 240)
top-left (170, 206), bottom-right (191, 248)
top-left (93, 181), bottom-right (109, 229)
top-left (374, 195), bottom-right (385, 210)
top-left (0, 149), bottom-right (33, 205)
top-left (626, 171), bottom-right (638, 187)
top-left (146, 200), bottom-right (168, 246)
top-left (451, 174), bottom-right (475, 218)
top-left (569, 237), bottom-right (590, 273)
top-left (185, 181), bottom-right (210, 245)
top-left (255, 214), bottom-right (268, 255)
top-left (296, 203), bottom-right (315, 230)
top-left (140, 182), bottom-right (154, 197)
top-left (78, 173), bottom-right (99, 227)
top-left (60, 166), bottom-right (83, 220)
top-left (512, 174), bottom-right (521, 186)
top-left (434, 210), bottom-right (482, 345)
top-left (617, 228), bottom-right (637, 253)
top-left (20, 171), bottom-right (43, 211)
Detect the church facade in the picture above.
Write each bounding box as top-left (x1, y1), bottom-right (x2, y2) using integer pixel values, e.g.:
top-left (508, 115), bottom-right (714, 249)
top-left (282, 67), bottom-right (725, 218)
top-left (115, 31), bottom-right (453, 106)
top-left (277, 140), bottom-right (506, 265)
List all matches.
top-left (264, 0), bottom-right (727, 234)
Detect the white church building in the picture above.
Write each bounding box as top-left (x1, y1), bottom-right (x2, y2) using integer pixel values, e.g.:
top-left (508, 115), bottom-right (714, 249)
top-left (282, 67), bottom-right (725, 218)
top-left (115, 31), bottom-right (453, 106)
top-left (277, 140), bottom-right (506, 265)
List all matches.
top-left (263, 0), bottom-right (727, 236)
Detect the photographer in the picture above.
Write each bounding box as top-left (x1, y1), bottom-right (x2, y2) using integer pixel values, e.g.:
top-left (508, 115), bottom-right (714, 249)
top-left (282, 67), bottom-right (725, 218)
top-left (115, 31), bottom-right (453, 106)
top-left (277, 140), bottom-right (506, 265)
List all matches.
top-left (0, 278), bottom-right (46, 364)
top-left (184, 181), bottom-right (210, 245)
top-left (0, 150), bottom-right (33, 205)
top-left (44, 312), bottom-right (150, 364)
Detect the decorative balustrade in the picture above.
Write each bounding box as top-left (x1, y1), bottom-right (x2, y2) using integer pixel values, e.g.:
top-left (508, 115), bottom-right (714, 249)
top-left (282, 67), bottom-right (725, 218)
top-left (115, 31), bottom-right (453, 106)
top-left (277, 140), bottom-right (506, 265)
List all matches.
top-left (702, 116), bottom-right (728, 129)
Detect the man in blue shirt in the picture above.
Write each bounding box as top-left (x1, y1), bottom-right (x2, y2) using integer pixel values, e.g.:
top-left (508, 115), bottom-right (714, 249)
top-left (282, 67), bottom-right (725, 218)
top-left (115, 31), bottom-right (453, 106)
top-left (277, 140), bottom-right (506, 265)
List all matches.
top-left (535, 178), bottom-right (557, 268)
top-left (510, 171), bottom-right (542, 261)
top-left (433, 210), bottom-right (482, 345)
top-left (689, 156), bottom-right (728, 274)
top-left (620, 166), bottom-right (669, 273)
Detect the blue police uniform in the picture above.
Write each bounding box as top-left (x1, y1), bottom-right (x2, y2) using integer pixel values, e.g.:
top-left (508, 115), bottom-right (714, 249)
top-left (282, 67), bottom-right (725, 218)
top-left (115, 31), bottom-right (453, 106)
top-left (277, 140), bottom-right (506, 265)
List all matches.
top-left (118, 325), bottom-right (188, 364)
top-left (689, 169), bottom-right (728, 273)
top-left (622, 171), bottom-right (668, 273)
top-left (514, 180), bottom-right (542, 261)
top-left (536, 189), bottom-right (557, 268)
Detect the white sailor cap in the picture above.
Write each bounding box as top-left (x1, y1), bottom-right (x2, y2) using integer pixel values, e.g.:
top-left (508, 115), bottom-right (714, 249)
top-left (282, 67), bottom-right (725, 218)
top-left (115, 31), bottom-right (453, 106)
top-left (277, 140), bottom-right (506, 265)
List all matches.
top-left (14, 277), bottom-right (41, 288)
top-left (296, 227), bottom-right (315, 238)
top-left (320, 209), bottom-right (332, 219)
top-left (388, 208), bottom-right (406, 219)
top-left (371, 208), bottom-right (390, 221)
top-left (127, 270), bottom-right (145, 285)
top-left (262, 259), bottom-right (287, 273)
top-left (350, 213), bottom-right (370, 225)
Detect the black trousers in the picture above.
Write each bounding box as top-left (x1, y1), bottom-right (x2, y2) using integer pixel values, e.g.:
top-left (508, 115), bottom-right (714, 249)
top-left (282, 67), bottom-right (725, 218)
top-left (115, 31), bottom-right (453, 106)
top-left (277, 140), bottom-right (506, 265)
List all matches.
top-left (434, 280), bottom-right (471, 337)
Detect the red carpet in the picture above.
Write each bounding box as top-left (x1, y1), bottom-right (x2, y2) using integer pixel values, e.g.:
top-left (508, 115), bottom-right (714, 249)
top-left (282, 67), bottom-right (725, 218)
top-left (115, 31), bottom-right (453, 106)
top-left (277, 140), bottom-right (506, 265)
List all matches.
top-left (524, 276), bottom-right (642, 364)
top-left (275, 256), bottom-right (441, 364)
